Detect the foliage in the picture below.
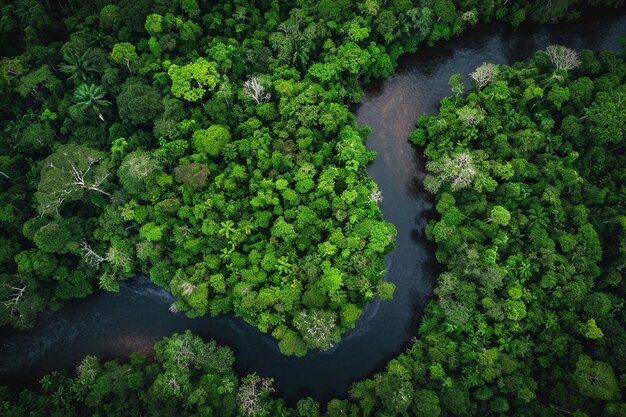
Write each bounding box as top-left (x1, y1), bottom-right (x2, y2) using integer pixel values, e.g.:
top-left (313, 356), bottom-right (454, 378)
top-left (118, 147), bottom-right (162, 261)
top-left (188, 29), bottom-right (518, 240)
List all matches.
top-left (0, 1), bottom-right (624, 416)
top-left (401, 47), bottom-right (626, 417)
top-left (167, 57), bottom-right (219, 102)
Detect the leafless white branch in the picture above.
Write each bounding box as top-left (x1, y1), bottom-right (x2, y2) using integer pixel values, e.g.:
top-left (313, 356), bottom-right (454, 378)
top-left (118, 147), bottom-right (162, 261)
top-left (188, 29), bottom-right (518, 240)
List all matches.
top-left (80, 240), bottom-right (109, 267)
top-left (243, 76), bottom-right (270, 105)
top-left (70, 157), bottom-right (110, 196)
top-left (1, 284), bottom-right (26, 311)
top-left (470, 62), bottom-right (497, 89)
top-left (546, 45), bottom-right (580, 70)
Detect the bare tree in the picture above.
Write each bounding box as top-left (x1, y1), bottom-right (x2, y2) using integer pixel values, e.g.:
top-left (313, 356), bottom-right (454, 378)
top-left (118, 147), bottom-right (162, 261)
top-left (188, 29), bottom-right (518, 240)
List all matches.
top-left (424, 153), bottom-right (477, 193)
top-left (294, 309), bottom-right (338, 349)
top-left (71, 157), bottom-right (110, 196)
top-left (1, 284), bottom-right (27, 313)
top-left (76, 356), bottom-right (100, 384)
top-left (118, 151), bottom-right (160, 185)
top-left (546, 45), bottom-right (580, 70)
top-left (238, 374), bottom-right (274, 417)
top-left (36, 145), bottom-right (111, 215)
top-left (80, 240), bottom-right (109, 267)
top-left (368, 190), bottom-right (383, 203)
top-left (470, 62), bottom-right (497, 89)
top-left (163, 374), bottom-right (181, 392)
top-left (166, 334), bottom-right (210, 372)
top-left (181, 281), bottom-right (196, 296)
top-left (447, 153), bottom-right (476, 190)
top-left (0, 275), bottom-right (44, 329)
top-left (243, 76), bottom-right (270, 105)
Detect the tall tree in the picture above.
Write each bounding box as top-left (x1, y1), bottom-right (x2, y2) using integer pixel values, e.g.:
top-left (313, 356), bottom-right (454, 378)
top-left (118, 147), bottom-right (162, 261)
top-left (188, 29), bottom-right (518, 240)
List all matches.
top-left (72, 84), bottom-right (111, 122)
top-left (59, 50), bottom-right (98, 82)
top-left (35, 144), bottom-right (111, 215)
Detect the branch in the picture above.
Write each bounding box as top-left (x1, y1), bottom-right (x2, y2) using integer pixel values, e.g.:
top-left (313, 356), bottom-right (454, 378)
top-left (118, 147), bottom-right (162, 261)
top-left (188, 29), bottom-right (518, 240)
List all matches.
top-left (80, 240), bottom-right (109, 266)
top-left (1, 284), bottom-right (27, 313)
top-left (71, 158), bottom-right (111, 196)
top-left (243, 76), bottom-right (270, 105)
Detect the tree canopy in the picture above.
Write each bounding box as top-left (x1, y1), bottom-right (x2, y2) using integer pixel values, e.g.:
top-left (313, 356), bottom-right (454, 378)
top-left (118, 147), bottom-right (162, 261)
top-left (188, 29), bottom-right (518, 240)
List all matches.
top-left (0, 0), bottom-right (624, 416)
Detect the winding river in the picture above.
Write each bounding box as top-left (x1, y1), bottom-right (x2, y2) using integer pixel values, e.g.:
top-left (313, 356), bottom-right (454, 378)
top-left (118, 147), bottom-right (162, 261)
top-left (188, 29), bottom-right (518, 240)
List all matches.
top-left (1, 9), bottom-right (625, 404)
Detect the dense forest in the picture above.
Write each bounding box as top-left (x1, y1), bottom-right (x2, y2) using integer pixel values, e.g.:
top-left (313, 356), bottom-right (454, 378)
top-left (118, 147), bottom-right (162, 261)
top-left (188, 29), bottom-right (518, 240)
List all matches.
top-left (1, 0), bottom-right (625, 416)
top-left (2, 41), bottom-right (625, 417)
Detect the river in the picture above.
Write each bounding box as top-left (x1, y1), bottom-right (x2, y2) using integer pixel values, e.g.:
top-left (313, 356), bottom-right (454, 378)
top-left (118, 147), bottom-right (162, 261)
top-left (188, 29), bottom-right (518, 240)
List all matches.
top-left (1, 9), bottom-right (625, 404)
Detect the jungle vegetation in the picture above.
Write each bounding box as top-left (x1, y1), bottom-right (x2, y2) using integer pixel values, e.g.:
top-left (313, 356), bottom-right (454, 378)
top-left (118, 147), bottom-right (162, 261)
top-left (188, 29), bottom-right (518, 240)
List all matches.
top-left (1, 0), bottom-right (625, 416)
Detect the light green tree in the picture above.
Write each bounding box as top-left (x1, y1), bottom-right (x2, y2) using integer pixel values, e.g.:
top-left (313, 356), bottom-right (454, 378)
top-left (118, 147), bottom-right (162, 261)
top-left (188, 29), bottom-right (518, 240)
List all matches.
top-left (168, 57), bottom-right (219, 102)
top-left (111, 42), bottom-right (138, 74)
top-left (192, 125), bottom-right (231, 156)
top-left (490, 205), bottom-right (511, 226)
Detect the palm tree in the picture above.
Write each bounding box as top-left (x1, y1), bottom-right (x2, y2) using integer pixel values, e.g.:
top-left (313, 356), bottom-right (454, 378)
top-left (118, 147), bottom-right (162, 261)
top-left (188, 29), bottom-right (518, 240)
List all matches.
top-left (73, 84), bottom-right (110, 122)
top-left (218, 220), bottom-right (236, 239)
top-left (86, 29), bottom-right (107, 47)
top-left (59, 50), bottom-right (98, 82)
top-left (507, 228), bottom-right (526, 250)
top-left (544, 135), bottom-right (562, 153)
top-left (528, 205), bottom-right (549, 229)
top-left (516, 259), bottom-right (534, 281)
top-left (292, 43), bottom-right (310, 72)
top-left (15, 0), bottom-right (49, 29)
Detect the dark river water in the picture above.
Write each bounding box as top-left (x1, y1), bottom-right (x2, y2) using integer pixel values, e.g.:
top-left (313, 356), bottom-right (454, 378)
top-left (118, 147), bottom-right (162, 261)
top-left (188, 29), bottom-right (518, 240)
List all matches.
top-left (1, 10), bottom-right (625, 404)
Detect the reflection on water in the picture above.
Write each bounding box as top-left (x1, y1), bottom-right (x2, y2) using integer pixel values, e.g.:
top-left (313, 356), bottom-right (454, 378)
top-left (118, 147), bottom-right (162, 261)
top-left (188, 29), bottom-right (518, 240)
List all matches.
top-left (1, 9), bottom-right (625, 404)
